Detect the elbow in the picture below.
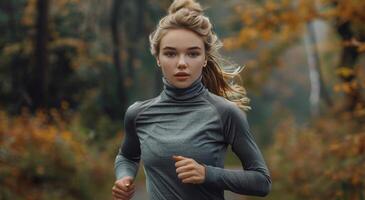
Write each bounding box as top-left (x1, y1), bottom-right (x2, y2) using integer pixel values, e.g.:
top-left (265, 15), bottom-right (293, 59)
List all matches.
top-left (257, 175), bottom-right (271, 197)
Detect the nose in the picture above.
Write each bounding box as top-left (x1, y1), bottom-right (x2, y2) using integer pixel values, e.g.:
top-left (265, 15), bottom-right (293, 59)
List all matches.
top-left (177, 55), bottom-right (187, 69)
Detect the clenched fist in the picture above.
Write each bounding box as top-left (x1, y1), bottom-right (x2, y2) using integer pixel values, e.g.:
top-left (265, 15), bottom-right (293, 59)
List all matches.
top-left (172, 155), bottom-right (206, 184)
top-left (112, 176), bottom-right (135, 200)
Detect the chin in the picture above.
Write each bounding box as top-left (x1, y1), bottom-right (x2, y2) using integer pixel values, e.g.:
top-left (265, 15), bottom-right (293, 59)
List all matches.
top-left (174, 81), bottom-right (192, 89)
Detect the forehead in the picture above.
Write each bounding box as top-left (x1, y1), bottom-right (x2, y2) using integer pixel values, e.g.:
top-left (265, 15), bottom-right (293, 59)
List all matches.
top-left (160, 29), bottom-right (204, 50)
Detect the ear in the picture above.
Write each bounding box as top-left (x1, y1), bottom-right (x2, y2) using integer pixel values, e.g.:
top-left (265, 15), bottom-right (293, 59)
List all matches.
top-left (156, 57), bottom-right (161, 67)
top-left (203, 54), bottom-right (208, 67)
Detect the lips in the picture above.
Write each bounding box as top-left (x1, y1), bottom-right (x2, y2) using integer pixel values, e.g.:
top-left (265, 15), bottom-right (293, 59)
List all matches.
top-left (174, 72), bottom-right (190, 81)
top-left (174, 72), bottom-right (190, 76)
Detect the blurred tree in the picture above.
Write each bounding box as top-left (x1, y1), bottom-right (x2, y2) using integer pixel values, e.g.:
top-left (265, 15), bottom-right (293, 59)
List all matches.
top-left (124, 0), bottom-right (146, 84)
top-left (225, 0), bottom-right (365, 118)
top-left (0, 109), bottom-right (113, 200)
top-left (0, 0), bottom-right (176, 139)
top-left (223, 0), bottom-right (365, 199)
top-left (0, 0), bottom-right (90, 113)
top-left (334, 3), bottom-right (364, 111)
top-left (304, 20), bottom-right (333, 116)
top-left (110, 0), bottom-right (127, 117)
top-left (33, 0), bottom-right (49, 109)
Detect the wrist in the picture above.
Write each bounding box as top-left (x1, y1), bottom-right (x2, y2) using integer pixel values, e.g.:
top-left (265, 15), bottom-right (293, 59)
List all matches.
top-left (200, 163), bottom-right (207, 183)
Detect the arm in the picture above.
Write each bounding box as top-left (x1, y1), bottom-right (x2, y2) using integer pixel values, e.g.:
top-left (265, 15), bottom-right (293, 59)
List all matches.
top-left (114, 103), bottom-right (141, 180)
top-left (203, 104), bottom-right (271, 197)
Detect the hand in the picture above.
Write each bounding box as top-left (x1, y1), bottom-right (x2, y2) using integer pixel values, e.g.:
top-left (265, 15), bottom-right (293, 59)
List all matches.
top-left (112, 176), bottom-right (135, 200)
top-left (172, 155), bottom-right (206, 184)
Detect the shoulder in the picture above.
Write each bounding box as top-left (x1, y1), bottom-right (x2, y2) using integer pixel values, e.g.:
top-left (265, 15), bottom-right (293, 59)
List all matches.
top-left (204, 92), bottom-right (250, 142)
top-left (203, 91), bottom-right (247, 120)
top-left (124, 96), bottom-right (160, 121)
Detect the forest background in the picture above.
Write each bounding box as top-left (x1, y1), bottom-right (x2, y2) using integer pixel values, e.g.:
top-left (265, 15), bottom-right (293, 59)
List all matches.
top-left (0, 0), bottom-right (364, 199)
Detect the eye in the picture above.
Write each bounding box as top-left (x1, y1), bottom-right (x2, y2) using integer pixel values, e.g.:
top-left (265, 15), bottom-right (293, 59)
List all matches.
top-left (188, 51), bottom-right (200, 58)
top-left (163, 51), bottom-right (176, 57)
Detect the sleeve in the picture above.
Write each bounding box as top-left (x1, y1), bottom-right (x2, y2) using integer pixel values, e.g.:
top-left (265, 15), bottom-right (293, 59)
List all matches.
top-left (203, 103), bottom-right (271, 197)
top-left (114, 103), bottom-right (141, 180)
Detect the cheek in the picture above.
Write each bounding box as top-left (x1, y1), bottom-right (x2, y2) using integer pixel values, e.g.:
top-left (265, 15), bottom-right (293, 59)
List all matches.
top-left (158, 58), bottom-right (169, 72)
top-left (193, 60), bottom-right (205, 70)
top-left (160, 64), bottom-right (174, 77)
top-left (159, 57), bottom-right (174, 67)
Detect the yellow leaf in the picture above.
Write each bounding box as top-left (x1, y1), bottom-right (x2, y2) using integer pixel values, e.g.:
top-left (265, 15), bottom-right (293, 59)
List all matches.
top-left (336, 67), bottom-right (354, 78)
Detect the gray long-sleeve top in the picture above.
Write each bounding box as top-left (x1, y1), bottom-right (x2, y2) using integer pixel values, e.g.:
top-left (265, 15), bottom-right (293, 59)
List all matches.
top-left (115, 75), bottom-right (271, 200)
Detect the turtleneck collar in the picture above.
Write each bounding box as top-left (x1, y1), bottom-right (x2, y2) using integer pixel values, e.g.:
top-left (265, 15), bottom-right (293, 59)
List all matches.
top-left (162, 75), bottom-right (206, 100)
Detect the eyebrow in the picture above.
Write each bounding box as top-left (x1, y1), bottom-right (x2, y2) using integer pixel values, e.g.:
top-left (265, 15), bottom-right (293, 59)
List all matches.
top-left (161, 46), bottom-right (202, 51)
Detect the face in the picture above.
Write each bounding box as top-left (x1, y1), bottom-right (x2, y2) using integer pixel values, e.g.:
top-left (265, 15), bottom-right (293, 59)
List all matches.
top-left (157, 28), bottom-right (207, 89)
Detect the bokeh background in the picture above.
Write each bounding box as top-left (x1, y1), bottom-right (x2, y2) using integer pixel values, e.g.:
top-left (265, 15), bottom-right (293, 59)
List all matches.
top-left (0, 0), bottom-right (364, 199)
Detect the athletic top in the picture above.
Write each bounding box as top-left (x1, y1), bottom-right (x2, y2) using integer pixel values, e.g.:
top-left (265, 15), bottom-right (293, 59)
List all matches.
top-left (114, 75), bottom-right (271, 200)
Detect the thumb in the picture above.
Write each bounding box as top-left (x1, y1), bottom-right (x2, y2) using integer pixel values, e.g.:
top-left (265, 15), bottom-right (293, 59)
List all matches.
top-left (115, 176), bottom-right (134, 188)
top-left (124, 178), bottom-right (134, 187)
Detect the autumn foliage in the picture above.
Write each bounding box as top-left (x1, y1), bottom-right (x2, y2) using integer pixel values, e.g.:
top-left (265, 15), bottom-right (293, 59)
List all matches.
top-left (223, 0), bottom-right (365, 199)
top-left (225, 0), bottom-right (365, 114)
top-left (1, 0), bottom-right (364, 199)
top-left (268, 114), bottom-right (365, 200)
top-left (225, 0), bottom-right (365, 51)
top-left (0, 108), bottom-right (113, 200)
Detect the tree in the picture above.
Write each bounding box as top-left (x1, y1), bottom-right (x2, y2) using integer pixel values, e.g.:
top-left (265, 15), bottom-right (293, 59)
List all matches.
top-left (224, 0), bottom-right (365, 198)
top-left (33, 0), bottom-right (49, 109)
top-left (225, 0), bottom-right (365, 118)
top-left (110, 0), bottom-right (127, 117)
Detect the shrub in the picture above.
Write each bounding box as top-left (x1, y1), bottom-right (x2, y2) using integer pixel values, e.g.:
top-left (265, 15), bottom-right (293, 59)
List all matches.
top-left (268, 115), bottom-right (365, 200)
top-left (0, 108), bottom-right (113, 200)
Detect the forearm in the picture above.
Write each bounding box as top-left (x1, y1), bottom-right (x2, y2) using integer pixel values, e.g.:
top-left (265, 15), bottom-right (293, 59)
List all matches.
top-left (203, 165), bottom-right (271, 197)
top-left (114, 154), bottom-right (140, 180)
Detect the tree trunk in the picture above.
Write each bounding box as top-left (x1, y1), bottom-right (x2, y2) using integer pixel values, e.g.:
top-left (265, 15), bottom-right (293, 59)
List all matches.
top-left (33, 0), bottom-right (49, 109)
top-left (304, 21), bottom-right (333, 116)
top-left (336, 21), bottom-right (362, 112)
top-left (126, 0), bottom-right (146, 86)
top-left (111, 0), bottom-right (127, 115)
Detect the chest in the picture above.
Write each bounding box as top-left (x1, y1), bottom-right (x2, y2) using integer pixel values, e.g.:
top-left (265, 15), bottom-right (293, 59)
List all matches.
top-left (135, 102), bottom-right (226, 167)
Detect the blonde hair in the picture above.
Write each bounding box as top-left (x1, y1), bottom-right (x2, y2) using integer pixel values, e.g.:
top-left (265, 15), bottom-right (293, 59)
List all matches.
top-left (149, 0), bottom-right (250, 110)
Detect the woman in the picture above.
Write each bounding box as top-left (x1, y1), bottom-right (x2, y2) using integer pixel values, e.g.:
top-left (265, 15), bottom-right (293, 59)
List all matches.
top-left (112, 0), bottom-right (271, 199)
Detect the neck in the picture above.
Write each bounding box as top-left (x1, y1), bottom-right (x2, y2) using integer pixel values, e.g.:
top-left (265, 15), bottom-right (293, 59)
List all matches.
top-left (162, 75), bottom-right (205, 100)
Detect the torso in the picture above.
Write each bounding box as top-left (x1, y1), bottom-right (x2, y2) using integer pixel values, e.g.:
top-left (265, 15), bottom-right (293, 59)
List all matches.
top-left (133, 90), bottom-right (229, 200)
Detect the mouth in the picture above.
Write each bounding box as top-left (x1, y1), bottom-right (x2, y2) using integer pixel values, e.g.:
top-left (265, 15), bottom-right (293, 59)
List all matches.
top-left (174, 72), bottom-right (190, 80)
top-left (174, 72), bottom-right (190, 76)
